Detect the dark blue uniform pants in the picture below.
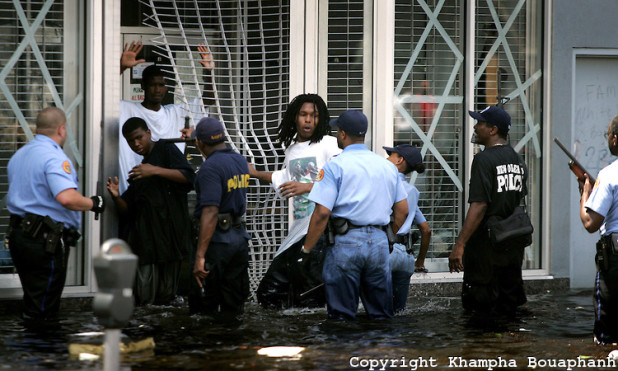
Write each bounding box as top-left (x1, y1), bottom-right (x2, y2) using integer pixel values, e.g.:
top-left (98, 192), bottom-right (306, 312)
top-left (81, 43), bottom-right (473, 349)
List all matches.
top-left (189, 226), bottom-right (249, 316)
top-left (593, 252), bottom-right (618, 344)
top-left (9, 227), bottom-right (70, 320)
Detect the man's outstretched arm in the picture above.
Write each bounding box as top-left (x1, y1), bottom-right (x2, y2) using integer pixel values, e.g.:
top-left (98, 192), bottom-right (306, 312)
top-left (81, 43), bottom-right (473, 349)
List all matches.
top-left (198, 44), bottom-right (216, 106)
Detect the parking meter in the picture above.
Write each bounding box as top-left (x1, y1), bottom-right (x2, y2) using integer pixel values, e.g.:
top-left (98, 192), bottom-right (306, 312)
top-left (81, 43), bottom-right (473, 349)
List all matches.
top-left (93, 239), bottom-right (137, 328)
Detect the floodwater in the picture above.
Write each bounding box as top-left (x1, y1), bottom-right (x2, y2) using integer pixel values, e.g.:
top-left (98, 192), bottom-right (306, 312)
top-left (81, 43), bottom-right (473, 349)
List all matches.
top-left (0, 290), bottom-right (616, 370)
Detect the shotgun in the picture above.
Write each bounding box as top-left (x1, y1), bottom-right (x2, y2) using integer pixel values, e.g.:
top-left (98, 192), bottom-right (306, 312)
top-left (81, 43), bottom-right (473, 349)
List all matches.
top-left (553, 137), bottom-right (596, 184)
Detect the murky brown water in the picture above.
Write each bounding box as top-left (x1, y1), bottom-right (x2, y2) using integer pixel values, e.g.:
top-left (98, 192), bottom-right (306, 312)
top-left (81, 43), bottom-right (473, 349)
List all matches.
top-left (0, 290), bottom-right (616, 370)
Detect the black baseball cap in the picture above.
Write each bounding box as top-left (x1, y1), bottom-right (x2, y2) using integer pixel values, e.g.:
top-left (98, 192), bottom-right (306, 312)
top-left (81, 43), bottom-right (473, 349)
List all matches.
top-left (329, 109), bottom-right (368, 136)
top-left (469, 105), bottom-right (511, 132)
top-left (383, 144), bottom-right (423, 168)
top-left (192, 117), bottom-right (226, 143)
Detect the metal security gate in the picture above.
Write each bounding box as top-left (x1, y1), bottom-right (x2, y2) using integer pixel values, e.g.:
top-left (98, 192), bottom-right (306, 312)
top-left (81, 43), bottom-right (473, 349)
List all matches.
top-left (394, 0), bottom-right (466, 272)
top-left (393, 0), bottom-right (543, 272)
top-left (142, 0), bottom-right (545, 284)
top-left (474, 0), bottom-right (543, 269)
top-left (139, 0), bottom-right (291, 296)
top-left (0, 0), bottom-right (85, 288)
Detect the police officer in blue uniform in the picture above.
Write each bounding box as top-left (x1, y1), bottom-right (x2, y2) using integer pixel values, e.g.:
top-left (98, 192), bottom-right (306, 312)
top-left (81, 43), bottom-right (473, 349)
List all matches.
top-left (6, 107), bottom-right (105, 320)
top-left (580, 114), bottom-right (618, 345)
top-left (301, 110), bottom-right (409, 320)
top-left (190, 117), bottom-right (251, 316)
top-left (383, 144), bottom-right (432, 312)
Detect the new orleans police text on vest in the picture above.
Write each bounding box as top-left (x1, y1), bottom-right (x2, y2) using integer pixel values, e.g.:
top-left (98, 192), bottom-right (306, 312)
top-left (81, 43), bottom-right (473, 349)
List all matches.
top-left (496, 163), bottom-right (523, 192)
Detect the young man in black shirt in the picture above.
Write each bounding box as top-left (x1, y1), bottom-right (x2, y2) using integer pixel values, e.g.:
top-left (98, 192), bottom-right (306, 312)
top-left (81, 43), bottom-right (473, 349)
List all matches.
top-left (107, 117), bottom-right (195, 305)
top-left (449, 105), bottom-right (528, 315)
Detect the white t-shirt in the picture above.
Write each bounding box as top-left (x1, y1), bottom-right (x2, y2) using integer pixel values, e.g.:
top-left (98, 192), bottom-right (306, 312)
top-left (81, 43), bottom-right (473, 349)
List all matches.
top-left (271, 135), bottom-right (341, 220)
top-left (118, 98), bottom-right (204, 193)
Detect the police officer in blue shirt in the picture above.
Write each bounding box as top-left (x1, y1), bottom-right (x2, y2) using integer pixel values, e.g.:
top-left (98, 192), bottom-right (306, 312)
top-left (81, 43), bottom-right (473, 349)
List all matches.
top-left (383, 144), bottom-right (432, 312)
top-left (580, 114), bottom-right (618, 345)
top-left (190, 117), bottom-right (251, 316)
top-left (301, 109), bottom-right (409, 320)
top-left (6, 107), bottom-right (105, 320)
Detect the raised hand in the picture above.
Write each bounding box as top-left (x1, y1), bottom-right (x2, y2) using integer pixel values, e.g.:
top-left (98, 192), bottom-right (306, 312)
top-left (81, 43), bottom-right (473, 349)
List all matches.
top-left (106, 176), bottom-right (120, 198)
top-left (121, 41), bottom-right (146, 73)
top-left (198, 44), bottom-right (215, 69)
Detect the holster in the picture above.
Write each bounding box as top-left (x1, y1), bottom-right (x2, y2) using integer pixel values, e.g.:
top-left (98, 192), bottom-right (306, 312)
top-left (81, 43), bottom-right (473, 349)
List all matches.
top-left (63, 228), bottom-right (81, 247)
top-left (330, 218), bottom-right (349, 235)
top-left (20, 214), bottom-right (45, 239)
top-left (597, 236), bottom-right (611, 272)
top-left (408, 231), bottom-right (420, 254)
top-left (42, 216), bottom-right (64, 254)
top-left (217, 213), bottom-right (243, 232)
top-left (597, 233), bottom-right (618, 272)
top-left (325, 221), bottom-right (335, 245)
top-left (385, 225), bottom-right (398, 253)
top-left (15, 214), bottom-right (65, 254)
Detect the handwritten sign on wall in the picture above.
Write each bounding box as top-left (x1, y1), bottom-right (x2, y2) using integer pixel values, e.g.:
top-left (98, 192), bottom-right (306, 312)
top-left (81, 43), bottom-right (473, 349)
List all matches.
top-left (573, 56), bottom-right (618, 177)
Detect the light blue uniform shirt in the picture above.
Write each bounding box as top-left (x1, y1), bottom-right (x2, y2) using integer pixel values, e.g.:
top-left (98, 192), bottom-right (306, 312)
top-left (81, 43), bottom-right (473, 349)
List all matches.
top-left (584, 158), bottom-right (618, 236)
top-left (308, 143), bottom-right (407, 226)
top-left (7, 135), bottom-right (81, 229)
top-left (397, 173), bottom-right (427, 235)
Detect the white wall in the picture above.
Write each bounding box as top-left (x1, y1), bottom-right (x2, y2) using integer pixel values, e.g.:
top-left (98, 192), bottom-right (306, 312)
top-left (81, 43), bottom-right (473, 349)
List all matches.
top-left (551, 0), bottom-right (618, 288)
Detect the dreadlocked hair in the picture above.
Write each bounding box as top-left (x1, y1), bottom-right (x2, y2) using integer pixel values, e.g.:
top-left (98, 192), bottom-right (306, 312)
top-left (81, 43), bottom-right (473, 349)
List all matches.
top-left (277, 94), bottom-right (330, 148)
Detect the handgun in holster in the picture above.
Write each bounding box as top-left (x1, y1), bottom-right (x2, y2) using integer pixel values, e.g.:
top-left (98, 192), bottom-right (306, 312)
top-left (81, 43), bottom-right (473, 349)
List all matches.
top-left (325, 220), bottom-right (336, 245)
top-left (385, 224), bottom-right (398, 253)
top-left (596, 237), bottom-right (611, 272)
top-left (407, 232), bottom-right (420, 255)
top-left (330, 217), bottom-right (349, 235)
top-left (43, 216), bottom-right (64, 254)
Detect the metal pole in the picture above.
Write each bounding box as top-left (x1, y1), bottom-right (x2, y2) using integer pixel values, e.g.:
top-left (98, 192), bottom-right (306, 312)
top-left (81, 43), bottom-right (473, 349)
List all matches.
top-left (103, 328), bottom-right (121, 371)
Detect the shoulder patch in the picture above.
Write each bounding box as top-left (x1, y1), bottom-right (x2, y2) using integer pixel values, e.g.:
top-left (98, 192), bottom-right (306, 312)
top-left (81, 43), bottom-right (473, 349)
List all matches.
top-left (62, 161), bottom-right (72, 174)
top-left (316, 169), bottom-right (324, 182)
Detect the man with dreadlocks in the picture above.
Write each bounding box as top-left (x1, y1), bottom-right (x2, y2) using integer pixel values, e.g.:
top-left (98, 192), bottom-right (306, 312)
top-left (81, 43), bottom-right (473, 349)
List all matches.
top-left (251, 93), bottom-right (341, 308)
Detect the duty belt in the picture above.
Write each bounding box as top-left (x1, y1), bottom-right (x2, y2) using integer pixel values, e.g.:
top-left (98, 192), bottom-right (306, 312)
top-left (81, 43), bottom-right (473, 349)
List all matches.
top-left (348, 223), bottom-right (386, 231)
top-left (9, 213), bottom-right (81, 250)
top-left (330, 217), bottom-right (386, 235)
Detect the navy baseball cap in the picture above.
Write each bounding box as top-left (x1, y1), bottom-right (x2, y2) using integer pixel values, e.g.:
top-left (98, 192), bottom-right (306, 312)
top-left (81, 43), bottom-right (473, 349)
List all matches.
top-left (383, 144), bottom-right (423, 168)
top-left (469, 105), bottom-right (511, 132)
top-left (329, 109), bottom-right (368, 136)
top-left (193, 117), bottom-right (226, 143)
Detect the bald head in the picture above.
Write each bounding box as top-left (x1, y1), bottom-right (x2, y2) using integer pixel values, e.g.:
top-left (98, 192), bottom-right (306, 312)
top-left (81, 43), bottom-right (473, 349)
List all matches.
top-left (36, 107), bottom-right (66, 136)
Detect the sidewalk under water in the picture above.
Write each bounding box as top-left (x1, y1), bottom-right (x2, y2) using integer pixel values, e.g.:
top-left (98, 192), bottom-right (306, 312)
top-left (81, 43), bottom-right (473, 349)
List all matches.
top-left (0, 290), bottom-right (616, 369)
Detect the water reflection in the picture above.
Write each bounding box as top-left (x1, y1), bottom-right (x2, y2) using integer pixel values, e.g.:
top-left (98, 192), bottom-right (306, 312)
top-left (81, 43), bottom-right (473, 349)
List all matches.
top-left (0, 290), bottom-right (615, 369)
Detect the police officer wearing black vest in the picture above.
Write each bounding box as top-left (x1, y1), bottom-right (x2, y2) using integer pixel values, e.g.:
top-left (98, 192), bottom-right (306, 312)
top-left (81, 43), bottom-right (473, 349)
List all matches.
top-left (449, 105), bottom-right (528, 316)
top-left (189, 117), bottom-right (251, 316)
top-left (6, 107), bottom-right (105, 320)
